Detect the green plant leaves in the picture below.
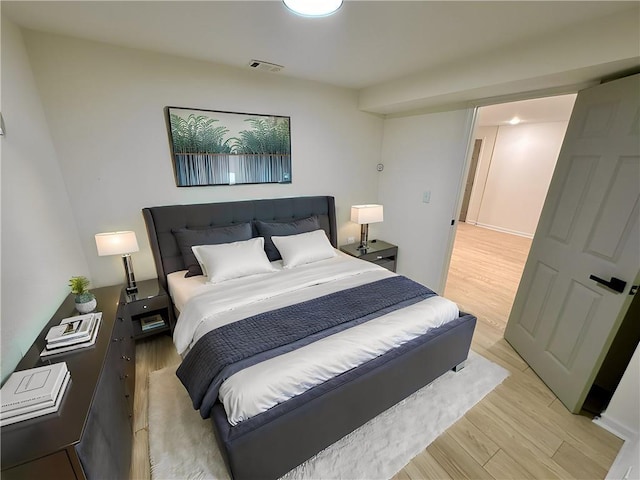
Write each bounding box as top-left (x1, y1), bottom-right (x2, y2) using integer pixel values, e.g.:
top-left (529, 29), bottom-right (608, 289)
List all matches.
top-left (170, 114), bottom-right (232, 154)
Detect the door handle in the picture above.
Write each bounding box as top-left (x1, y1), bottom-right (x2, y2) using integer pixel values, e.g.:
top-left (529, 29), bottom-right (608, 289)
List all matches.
top-left (589, 275), bottom-right (627, 293)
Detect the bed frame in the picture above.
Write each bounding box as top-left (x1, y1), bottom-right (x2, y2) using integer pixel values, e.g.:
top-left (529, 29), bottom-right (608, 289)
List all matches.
top-left (143, 195), bottom-right (476, 480)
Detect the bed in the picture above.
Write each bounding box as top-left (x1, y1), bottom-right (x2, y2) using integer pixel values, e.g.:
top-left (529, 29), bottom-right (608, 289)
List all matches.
top-left (142, 195), bottom-right (476, 480)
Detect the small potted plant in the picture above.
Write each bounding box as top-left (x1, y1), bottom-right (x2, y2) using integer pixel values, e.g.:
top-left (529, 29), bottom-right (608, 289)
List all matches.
top-left (69, 276), bottom-right (97, 313)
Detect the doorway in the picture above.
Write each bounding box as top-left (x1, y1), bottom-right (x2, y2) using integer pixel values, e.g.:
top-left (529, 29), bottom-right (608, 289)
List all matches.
top-left (445, 93), bottom-right (577, 332)
top-left (446, 82), bottom-right (639, 417)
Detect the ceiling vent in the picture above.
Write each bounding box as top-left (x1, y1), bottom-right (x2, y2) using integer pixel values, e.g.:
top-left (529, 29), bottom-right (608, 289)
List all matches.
top-left (248, 60), bottom-right (284, 73)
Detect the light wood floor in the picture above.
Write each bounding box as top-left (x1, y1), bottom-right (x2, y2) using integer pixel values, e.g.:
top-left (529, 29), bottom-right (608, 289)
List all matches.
top-left (130, 223), bottom-right (624, 479)
top-left (444, 222), bottom-right (533, 332)
top-left (396, 223), bottom-right (623, 479)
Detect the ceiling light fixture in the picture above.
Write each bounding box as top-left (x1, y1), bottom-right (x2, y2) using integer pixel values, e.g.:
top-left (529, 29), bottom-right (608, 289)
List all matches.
top-left (283, 0), bottom-right (343, 17)
top-left (509, 116), bottom-right (521, 125)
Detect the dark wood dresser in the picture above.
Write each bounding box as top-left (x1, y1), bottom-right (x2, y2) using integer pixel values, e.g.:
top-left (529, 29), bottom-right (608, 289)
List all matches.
top-left (1, 284), bottom-right (135, 479)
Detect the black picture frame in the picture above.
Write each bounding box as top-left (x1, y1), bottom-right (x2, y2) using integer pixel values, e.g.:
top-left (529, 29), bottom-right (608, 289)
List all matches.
top-left (165, 106), bottom-right (292, 187)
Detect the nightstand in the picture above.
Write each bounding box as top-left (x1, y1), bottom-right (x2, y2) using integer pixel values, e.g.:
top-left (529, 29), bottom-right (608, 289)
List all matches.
top-left (340, 240), bottom-right (398, 272)
top-left (122, 279), bottom-right (175, 340)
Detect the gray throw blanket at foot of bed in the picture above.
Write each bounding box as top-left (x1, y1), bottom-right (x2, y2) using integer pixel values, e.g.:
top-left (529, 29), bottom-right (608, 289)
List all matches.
top-left (177, 275), bottom-right (436, 418)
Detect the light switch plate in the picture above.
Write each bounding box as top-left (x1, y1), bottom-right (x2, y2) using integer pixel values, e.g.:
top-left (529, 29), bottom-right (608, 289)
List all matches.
top-left (423, 191), bottom-right (431, 203)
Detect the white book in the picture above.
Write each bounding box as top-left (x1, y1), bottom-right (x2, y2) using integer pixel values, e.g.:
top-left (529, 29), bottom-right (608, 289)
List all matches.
top-left (46, 315), bottom-right (97, 349)
top-left (40, 314), bottom-right (102, 358)
top-left (1, 370), bottom-right (71, 421)
top-left (1, 362), bottom-right (68, 412)
top-left (0, 371), bottom-right (70, 427)
top-left (46, 313), bottom-right (96, 344)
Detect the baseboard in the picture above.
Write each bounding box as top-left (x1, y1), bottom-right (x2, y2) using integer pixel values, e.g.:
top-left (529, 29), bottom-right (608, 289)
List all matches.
top-left (474, 222), bottom-right (534, 239)
top-left (605, 435), bottom-right (640, 480)
top-left (594, 414), bottom-right (638, 441)
top-left (595, 416), bottom-right (640, 480)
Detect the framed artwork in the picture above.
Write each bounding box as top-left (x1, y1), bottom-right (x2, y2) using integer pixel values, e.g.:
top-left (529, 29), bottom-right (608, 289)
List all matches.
top-left (165, 106), bottom-right (292, 187)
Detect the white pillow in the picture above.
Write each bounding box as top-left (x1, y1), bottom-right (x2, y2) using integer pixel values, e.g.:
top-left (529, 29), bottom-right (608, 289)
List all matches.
top-left (192, 237), bottom-right (276, 284)
top-left (191, 243), bottom-right (209, 277)
top-left (272, 229), bottom-right (337, 269)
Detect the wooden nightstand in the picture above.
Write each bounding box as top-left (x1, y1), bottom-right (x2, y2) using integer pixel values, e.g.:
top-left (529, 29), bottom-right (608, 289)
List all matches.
top-left (123, 279), bottom-right (175, 340)
top-left (340, 239), bottom-right (398, 272)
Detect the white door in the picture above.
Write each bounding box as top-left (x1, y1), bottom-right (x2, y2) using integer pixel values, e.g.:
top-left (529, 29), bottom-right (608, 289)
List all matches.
top-left (504, 74), bottom-right (640, 413)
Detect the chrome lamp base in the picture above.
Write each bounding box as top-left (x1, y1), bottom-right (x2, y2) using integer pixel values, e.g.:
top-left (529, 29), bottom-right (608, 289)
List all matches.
top-left (358, 223), bottom-right (370, 251)
top-left (122, 254), bottom-right (137, 293)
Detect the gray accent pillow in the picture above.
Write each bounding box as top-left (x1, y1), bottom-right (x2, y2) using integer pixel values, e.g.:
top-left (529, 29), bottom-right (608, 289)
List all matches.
top-left (255, 216), bottom-right (321, 261)
top-left (172, 223), bottom-right (253, 277)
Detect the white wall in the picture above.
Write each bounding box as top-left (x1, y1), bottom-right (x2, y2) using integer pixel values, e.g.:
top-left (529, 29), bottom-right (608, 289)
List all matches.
top-left (1, 18), bottom-right (90, 381)
top-left (377, 109), bottom-right (474, 291)
top-left (601, 345), bottom-right (640, 480)
top-left (468, 122), bottom-right (568, 237)
top-left (601, 344), bottom-right (640, 439)
top-left (22, 30), bottom-right (384, 288)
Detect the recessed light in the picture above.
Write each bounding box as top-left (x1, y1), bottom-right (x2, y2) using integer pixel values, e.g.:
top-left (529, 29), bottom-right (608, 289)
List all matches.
top-left (283, 0), bottom-right (343, 17)
top-left (509, 116), bottom-right (521, 125)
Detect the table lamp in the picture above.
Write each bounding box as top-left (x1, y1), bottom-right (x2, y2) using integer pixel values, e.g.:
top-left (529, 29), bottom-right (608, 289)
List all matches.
top-left (350, 204), bottom-right (384, 251)
top-left (95, 231), bottom-right (139, 293)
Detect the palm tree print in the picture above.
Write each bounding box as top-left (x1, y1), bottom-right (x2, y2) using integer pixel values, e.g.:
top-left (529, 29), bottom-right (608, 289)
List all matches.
top-left (167, 109), bottom-right (291, 186)
top-left (232, 118), bottom-right (291, 154)
top-left (170, 114), bottom-right (232, 154)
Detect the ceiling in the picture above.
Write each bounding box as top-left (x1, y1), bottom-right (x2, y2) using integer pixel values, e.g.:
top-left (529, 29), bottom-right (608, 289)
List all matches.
top-left (477, 94), bottom-right (577, 127)
top-left (3, 1), bottom-right (637, 90)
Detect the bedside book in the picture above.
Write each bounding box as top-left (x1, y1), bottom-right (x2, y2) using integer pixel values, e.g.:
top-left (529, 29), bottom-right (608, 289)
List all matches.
top-left (141, 314), bottom-right (166, 332)
top-left (1, 362), bottom-right (68, 413)
top-left (45, 313), bottom-right (99, 348)
top-left (40, 313), bottom-right (102, 357)
top-left (45, 313), bottom-right (97, 345)
top-left (0, 371), bottom-right (70, 427)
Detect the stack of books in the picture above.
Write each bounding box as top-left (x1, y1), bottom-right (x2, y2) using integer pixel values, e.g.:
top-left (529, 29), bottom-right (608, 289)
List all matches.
top-left (1, 362), bottom-right (70, 427)
top-left (40, 312), bottom-right (102, 358)
top-left (141, 314), bottom-right (166, 332)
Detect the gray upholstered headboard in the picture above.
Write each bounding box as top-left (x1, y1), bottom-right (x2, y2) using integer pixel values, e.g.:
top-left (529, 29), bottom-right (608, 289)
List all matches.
top-left (142, 196), bottom-right (337, 291)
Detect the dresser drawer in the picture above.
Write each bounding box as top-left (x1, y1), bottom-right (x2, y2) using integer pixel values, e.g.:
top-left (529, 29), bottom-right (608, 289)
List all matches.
top-left (2, 451), bottom-right (76, 480)
top-left (127, 295), bottom-right (168, 316)
top-left (359, 247), bottom-right (396, 263)
top-left (372, 258), bottom-right (396, 271)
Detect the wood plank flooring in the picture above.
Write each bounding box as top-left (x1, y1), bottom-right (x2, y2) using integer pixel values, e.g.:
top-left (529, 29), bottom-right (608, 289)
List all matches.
top-left (396, 223), bottom-right (623, 479)
top-left (130, 223), bottom-right (623, 479)
top-left (444, 222), bottom-right (532, 331)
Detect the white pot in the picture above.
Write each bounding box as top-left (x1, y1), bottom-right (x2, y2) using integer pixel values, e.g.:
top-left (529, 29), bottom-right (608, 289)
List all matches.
top-left (75, 297), bottom-right (97, 314)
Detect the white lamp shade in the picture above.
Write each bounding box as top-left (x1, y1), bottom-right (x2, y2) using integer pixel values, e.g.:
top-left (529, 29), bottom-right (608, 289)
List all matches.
top-left (95, 231), bottom-right (139, 256)
top-left (283, 0), bottom-right (342, 17)
top-left (350, 205), bottom-right (384, 225)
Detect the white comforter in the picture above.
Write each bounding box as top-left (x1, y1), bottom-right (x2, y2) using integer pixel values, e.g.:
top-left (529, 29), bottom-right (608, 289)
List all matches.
top-left (173, 254), bottom-right (459, 425)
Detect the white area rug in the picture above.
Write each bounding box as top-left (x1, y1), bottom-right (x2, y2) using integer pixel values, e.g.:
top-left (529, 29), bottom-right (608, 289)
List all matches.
top-left (148, 351), bottom-right (508, 480)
